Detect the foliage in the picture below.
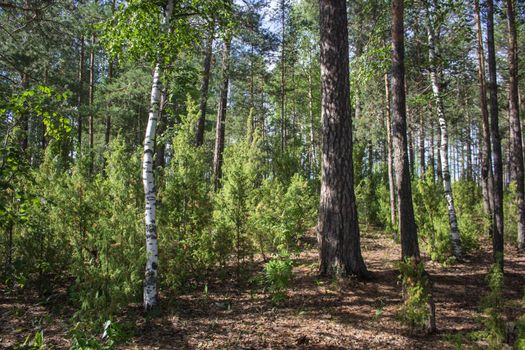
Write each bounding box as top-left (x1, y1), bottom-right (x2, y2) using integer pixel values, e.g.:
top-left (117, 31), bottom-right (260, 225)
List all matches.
top-left (263, 252), bottom-right (293, 304)
top-left (412, 174), bottom-right (482, 263)
top-left (479, 263), bottom-right (506, 349)
top-left (250, 174), bottom-right (317, 255)
top-left (212, 123), bottom-right (263, 272)
top-left (396, 257), bottom-right (432, 330)
top-left (158, 97), bottom-right (213, 290)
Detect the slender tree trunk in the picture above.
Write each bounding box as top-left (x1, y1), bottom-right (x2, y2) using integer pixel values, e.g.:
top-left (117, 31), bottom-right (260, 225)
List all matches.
top-left (78, 36), bottom-right (85, 148)
top-left (392, 0), bottom-right (420, 260)
top-left (487, 0), bottom-right (504, 267)
top-left (213, 36), bottom-right (231, 191)
top-left (142, 0), bottom-right (174, 310)
top-left (393, 2), bottom-right (435, 333)
top-left (308, 66), bottom-right (317, 177)
top-left (475, 0), bottom-right (494, 221)
top-left (280, 0), bottom-right (287, 153)
top-left (89, 32), bottom-right (96, 150)
top-left (429, 115), bottom-right (435, 182)
top-left (317, 0), bottom-right (368, 278)
top-left (426, 5), bottom-right (462, 259)
top-left (196, 25), bottom-right (214, 146)
top-left (465, 110), bottom-right (473, 181)
top-left (104, 0), bottom-right (116, 148)
top-left (506, 0), bottom-right (525, 250)
top-left (384, 73), bottom-right (397, 229)
top-left (155, 88), bottom-right (168, 168)
top-left (105, 59), bottom-right (113, 147)
top-left (20, 73), bottom-right (29, 153)
top-left (419, 108), bottom-right (425, 177)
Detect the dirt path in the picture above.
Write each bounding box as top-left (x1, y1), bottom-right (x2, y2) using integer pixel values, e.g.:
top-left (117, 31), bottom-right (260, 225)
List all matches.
top-left (1, 229), bottom-right (524, 349)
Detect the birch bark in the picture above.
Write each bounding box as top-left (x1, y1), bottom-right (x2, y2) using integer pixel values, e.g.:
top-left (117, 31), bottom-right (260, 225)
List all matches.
top-left (143, 0), bottom-right (174, 310)
top-left (425, 3), bottom-right (462, 259)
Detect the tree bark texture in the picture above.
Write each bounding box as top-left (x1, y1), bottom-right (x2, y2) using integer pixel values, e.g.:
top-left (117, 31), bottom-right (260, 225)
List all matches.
top-left (213, 36), bottom-right (231, 191)
top-left (142, 0), bottom-right (174, 310)
top-left (486, 0), bottom-right (504, 267)
top-left (475, 0), bottom-right (494, 221)
top-left (196, 25), bottom-right (214, 146)
top-left (317, 0), bottom-right (368, 278)
top-left (506, 0), bottom-right (525, 250)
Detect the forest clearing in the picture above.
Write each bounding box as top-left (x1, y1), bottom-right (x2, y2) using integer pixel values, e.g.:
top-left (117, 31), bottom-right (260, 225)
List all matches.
top-left (2, 0), bottom-right (525, 349)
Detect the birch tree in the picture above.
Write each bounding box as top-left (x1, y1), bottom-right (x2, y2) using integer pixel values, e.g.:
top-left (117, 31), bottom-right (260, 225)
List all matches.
top-left (424, 1), bottom-right (462, 260)
top-left (103, 0), bottom-right (232, 310)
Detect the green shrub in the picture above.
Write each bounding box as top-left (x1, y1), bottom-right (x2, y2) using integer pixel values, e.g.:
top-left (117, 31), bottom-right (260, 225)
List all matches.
top-left (396, 257), bottom-right (432, 330)
top-left (158, 98), bottom-right (213, 290)
top-left (263, 252), bottom-right (293, 304)
top-left (480, 263), bottom-right (506, 349)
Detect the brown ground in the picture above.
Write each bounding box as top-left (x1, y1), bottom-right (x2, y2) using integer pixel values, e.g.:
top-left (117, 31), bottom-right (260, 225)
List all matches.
top-left (1, 228), bottom-right (524, 349)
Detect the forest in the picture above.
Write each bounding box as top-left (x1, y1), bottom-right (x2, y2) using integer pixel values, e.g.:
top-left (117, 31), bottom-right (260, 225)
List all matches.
top-left (1, 0), bottom-right (525, 348)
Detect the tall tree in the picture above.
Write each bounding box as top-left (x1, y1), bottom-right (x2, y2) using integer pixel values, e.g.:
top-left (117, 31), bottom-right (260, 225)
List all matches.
top-left (142, 0), bottom-right (174, 310)
top-left (425, 1), bottom-right (462, 260)
top-left (317, 0), bottom-right (368, 278)
top-left (88, 32), bottom-right (96, 151)
top-left (392, 0), bottom-right (420, 259)
top-left (474, 0), bottom-right (493, 221)
top-left (213, 36), bottom-right (232, 191)
top-left (384, 73), bottom-right (396, 229)
top-left (486, 0), bottom-right (504, 267)
top-left (196, 24), bottom-right (215, 146)
top-left (505, 0), bottom-right (524, 250)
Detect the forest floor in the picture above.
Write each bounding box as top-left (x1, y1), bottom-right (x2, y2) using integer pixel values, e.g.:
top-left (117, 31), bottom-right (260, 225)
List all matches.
top-left (1, 228), bottom-right (525, 349)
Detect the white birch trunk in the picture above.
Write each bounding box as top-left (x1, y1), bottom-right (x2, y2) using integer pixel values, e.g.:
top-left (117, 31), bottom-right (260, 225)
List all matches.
top-left (426, 5), bottom-right (462, 259)
top-left (143, 0), bottom-right (173, 310)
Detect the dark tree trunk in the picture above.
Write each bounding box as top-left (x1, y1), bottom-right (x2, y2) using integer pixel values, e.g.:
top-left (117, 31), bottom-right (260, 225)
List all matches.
top-left (317, 0), bottom-right (368, 278)
top-left (429, 115), bottom-right (435, 182)
top-left (506, 0), bottom-right (525, 250)
top-left (155, 88), bottom-right (168, 168)
top-left (419, 108), bottom-right (425, 177)
top-left (475, 0), bottom-right (494, 222)
top-left (465, 111), bottom-right (473, 181)
top-left (391, 0), bottom-right (420, 259)
top-left (486, 0), bottom-right (504, 268)
top-left (20, 73), bottom-right (29, 153)
top-left (104, 0), bottom-right (116, 148)
top-left (280, 0), bottom-right (287, 153)
top-left (78, 35), bottom-right (85, 148)
top-left (213, 37), bottom-right (231, 191)
top-left (196, 25), bottom-right (214, 146)
top-left (105, 60), bottom-right (113, 147)
top-left (88, 32), bottom-right (96, 150)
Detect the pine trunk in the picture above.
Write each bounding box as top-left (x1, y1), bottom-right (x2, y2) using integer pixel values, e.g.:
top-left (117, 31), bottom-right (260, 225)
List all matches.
top-left (196, 25), bottom-right (214, 146)
top-left (419, 108), bottom-right (425, 177)
top-left (213, 37), bottom-right (231, 191)
top-left (317, 0), bottom-right (368, 278)
top-left (280, 0), bottom-right (286, 153)
top-left (78, 36), bottom-right (85, 148)
top-left (506, 0), bottom-right (525, 250)
top-left (474, 0), bottom-right (494, 221)
top-left (89, 32), bottom-right (96, 150)
top-left (391, 0), bottom-right (420, 259)
top-left (487, 0), bottom-right (505, 267)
